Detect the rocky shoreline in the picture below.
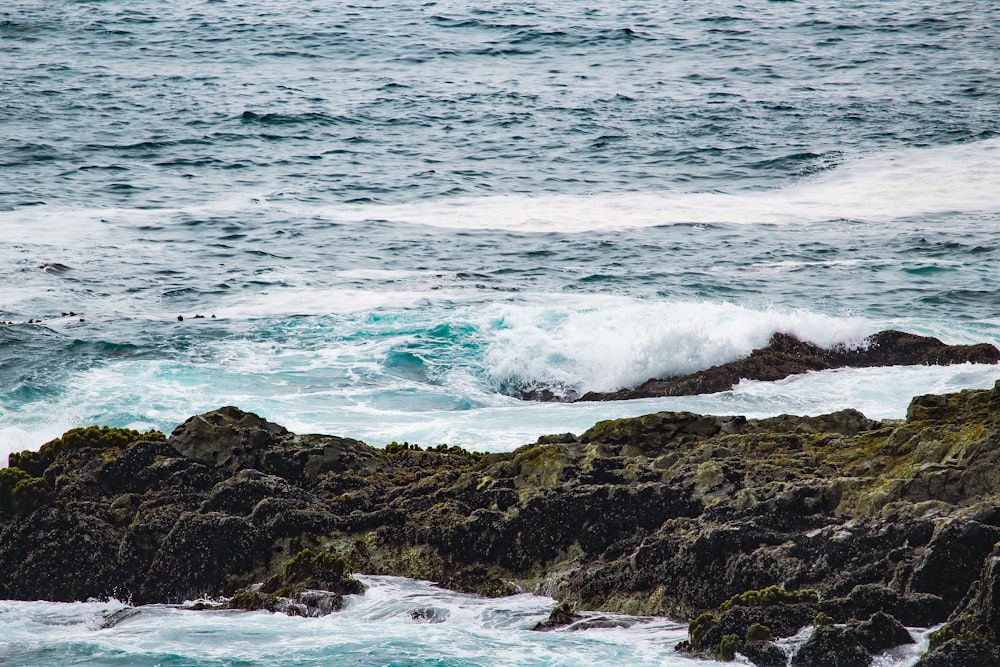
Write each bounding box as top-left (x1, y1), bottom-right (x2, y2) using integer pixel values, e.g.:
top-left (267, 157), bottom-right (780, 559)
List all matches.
top-left (6, 382), bottom-right (1000, 664)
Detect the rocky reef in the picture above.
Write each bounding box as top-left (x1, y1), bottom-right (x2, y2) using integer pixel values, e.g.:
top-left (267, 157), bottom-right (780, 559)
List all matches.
top-left (8, 385), bottom-right (1000, 663)
top-left (577, 329), bottom-right (1000, 401)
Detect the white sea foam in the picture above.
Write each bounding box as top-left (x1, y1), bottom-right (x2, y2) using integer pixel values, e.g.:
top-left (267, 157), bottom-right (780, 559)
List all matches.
top-left (210, 287), bottom-right (443, 319)
top-left (0, 576), bottom-right (940, 666)
top-left (305, 137), bottom-right (1000, 231)
top-left (481, 296), bottom-right (873, 395)
top-left (0, 577), bottom-right (696, 666)
top-left (3, 139), bottom-right (997, 238)
top-left (202, 293), bottom-right (880, 397)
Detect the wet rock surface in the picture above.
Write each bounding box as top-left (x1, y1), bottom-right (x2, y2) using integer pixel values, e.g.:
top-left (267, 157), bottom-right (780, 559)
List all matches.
top-left (577, 329), bottom-right (1000, 401)
top-left (6, 383), bottom-right (1000, 659)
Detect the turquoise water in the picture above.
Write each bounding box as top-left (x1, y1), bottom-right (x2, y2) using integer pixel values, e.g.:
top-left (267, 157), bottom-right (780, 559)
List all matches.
top-left (2, 1), bottom-right (999, 662)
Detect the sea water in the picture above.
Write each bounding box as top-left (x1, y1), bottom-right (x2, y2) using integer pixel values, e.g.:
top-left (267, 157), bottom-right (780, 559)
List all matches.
top-left (1, 1), bottom-right (998, 663)
top-left (0, 577), bottom-right (934, 667)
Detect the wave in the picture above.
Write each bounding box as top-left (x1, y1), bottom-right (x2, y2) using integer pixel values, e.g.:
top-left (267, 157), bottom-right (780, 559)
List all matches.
top-left (0, 295), bottom-right (881, 456)
top-left (2, 288), bottom-right (998, 457)
top-left (482, 297), bottom-right (873, 397)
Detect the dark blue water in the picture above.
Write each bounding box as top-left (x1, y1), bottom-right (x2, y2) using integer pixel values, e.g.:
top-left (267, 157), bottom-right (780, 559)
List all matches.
top-left (3, 1), bottom-right (997, 207)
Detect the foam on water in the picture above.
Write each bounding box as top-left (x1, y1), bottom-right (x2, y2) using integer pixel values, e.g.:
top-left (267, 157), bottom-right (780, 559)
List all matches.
top-left (304, 138), bottom-right (1000, 232)
top-left (0, 576), bottom-right (940, 666)
top-left (0, 577), bottom-right (695, 666)
top-left (4, 138), bottom-right (998, 245)
top-left (0, 294), bottom-right (896, 456)
top-left (482, 297), bottom-right (873, 395)
top-left (3, 283), bottom-right (999, 460)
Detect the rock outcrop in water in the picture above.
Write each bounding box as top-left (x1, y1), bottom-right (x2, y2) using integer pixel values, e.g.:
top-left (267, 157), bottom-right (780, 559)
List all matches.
top-left (576, 329), bottom-right (1000, 401)
top-left (8, 385), bottom-right (1000, 662)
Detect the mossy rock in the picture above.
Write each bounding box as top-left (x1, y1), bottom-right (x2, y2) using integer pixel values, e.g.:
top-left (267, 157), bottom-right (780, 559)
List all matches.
top-left (716, 633), bottom-right (743, 661)
top-left (746, 622), bottom-right (774, 642)
top-left (382, 440), bottom-right (490, 464)
top-left (813, 611), bottom-right (835, 627)
top-left (384, 441), bottom-right (422, 456)
top-left (720, 586), bottom-right (819, 613)
top-left (532, 600), bottom-right (583, 631)
top-left (227, 588), bottom-right (278, 611)
top-left (688, 611), bottom-right (719, 649)
top-left (269, 548), bottom-right (365, 596)
top-left (928, 622), bottom-right (984, 653)
top-left (8, 425), bottom-right (165, 476)
top-left (0, 467), bottom-right (56, 516)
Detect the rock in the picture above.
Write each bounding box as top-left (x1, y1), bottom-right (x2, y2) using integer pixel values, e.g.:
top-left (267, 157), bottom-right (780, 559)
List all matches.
top-left (740, 640), bottom-right (787, 667)
top-left (7, 387), bottom-right (1000, 661)
top-left (410, 606), bottom-right (450, 623)
top-left (578, 330), bottom-right (999, 401)
top-left (143, 511), bottom-right (267, 602)
top-left (226, 547), bottom-right (365, 617)
top-left (701, 604), bottom-right (819, 651)
top-left (0, 506), bottom-right (121, 601)
top-left (532, 600), bottom-right (583, 631)
top-left (916, 640), bottom-right (1000, 667)
top-left (790, 626), bottom-right (871, 667)
top-left (853, 611), bottom-right (913, 654)
top-left (789, 613), bottom-right (912, 667)
top-left (950, 546), bottom-right (1000, 643)
top-left (820, 584), bottom-right (946, 628)
top-left (168, 406), bottom-right (289, 472)
top-left (908, 518), bottom-right (1000, 605)
top-left (97, 607), bottom-right (140, 629)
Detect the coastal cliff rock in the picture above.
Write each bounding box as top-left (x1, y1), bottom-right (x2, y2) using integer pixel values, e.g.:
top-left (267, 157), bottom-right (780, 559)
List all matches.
top-left (6, 383), bottom-right (1000, 660)
top-left (577, 329), bottom-right (1000, 401)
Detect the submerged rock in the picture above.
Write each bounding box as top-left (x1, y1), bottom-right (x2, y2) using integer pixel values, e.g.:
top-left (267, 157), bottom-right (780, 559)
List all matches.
top-left (532, 600), bottom-right (583, 631)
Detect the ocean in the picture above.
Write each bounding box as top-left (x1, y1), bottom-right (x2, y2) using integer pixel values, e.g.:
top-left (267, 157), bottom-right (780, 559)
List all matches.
top-left (1, 0), bottom-right (998, 664)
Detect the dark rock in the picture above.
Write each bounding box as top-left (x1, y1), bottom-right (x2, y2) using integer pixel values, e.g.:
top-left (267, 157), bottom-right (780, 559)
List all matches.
top-left (789, 613), bottom-right (912, 667)
top-left (410, 606), bottom-right (450, 623)
top-left (916, 640), bottom-right (1000, 667)
top-left (168, 407), bottom-right (289, 472)
top-left (0, 506), bottom-right (121, 601)
top-left (143, 511), bottom-right (267, 602)
top-left (790, 626), bottom-right (871, 667)
top-left (97, 607), bottom-right (141, 629)
top-left (951, 547), bottom-right (1000, 643)
top-left (200, 470), bottom-right (301, 516)
top-left (908, 518), bottom-right (1000, 606)
top-left (281, 589), bottom-right (349, 616)
top-left (702, 604), bottom-right (819, 652)
top-left (740, 640), bottom-right (787, 667)
top-left (821, 584), bottom-right (947, 628)
top-left (226, 587), bottom-right (277, 611)
top-left (853, 611), bottom-right (913, 654)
